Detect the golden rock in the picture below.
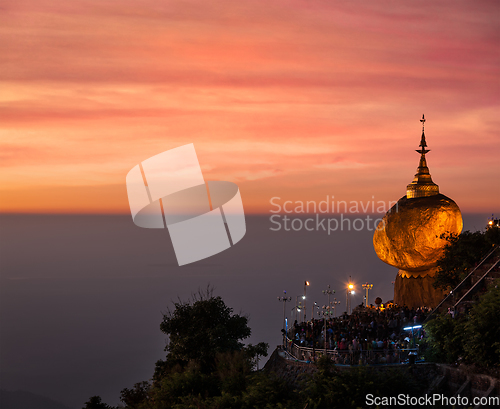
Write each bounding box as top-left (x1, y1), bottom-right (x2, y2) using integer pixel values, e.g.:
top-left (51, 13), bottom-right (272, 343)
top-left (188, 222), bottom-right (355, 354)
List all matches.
top-left (373, 194), bottom-right (463, 274)
top-left (372, 115), bottom-right (463, 307)
top-left (393, 270), bottom-right (448, 307)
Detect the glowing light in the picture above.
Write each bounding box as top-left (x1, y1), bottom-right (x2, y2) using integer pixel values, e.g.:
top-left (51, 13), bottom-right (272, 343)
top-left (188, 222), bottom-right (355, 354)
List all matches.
top-left (403, 325), bottom-right (422, 331)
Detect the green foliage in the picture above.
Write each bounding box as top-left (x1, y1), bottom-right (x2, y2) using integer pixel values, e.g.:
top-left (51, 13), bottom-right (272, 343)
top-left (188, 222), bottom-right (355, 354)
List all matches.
top-left (244, 342), bottom-right (269, 370)
top-left (462, 281), bottom-right (500, 367)
top-left (299, 356), bottom-right (422, 409)
top-left (82, 396), bottom-right (114, 409)
top-left (237, 372), bottom-right (296, 409)
top-left (108, 290), bottom-right (433, 409)
top-left (425, 280), bottom-right (500, 367)
top-left (433, 230), bottom-right (494, 291)
top-left (120, 382), bottom-right (150, 409)
top-left (433, 229), bottom-right (499, 291)
top-left (159, 289), bottom-right (251, 373)
top-left (148, 361), bottom-right (220, 408)
top-left (423, 313), bottom-right (466, 363)
top-left (119, 291), bottom-right (277, 409)
top-left (130, 357), bottom-right (295, 409)
top-left (485, 224), bottom-right (500, 246)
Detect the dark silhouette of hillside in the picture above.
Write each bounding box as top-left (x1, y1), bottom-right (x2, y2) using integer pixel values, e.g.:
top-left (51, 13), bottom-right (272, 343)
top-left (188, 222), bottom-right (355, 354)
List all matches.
top-left (0, 390), bottom-right (71, 409)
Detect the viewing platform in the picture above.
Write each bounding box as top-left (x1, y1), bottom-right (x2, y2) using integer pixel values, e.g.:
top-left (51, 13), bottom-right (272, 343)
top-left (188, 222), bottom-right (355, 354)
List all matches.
top-left (282, 337), bottom-right (420, 366)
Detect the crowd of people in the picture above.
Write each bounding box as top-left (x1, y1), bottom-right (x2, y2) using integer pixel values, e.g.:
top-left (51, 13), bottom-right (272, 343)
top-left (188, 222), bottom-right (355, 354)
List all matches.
top-left (284, 303), bottom-right (430, 364)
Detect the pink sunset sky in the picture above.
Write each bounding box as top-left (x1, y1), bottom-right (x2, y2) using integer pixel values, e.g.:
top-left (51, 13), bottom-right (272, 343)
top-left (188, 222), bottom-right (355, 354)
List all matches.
top-left (1, 0), bottom-right (499, 214)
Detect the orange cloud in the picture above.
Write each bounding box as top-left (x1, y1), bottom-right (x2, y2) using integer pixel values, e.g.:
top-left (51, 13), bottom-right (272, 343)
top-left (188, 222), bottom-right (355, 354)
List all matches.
top-left (1, 0), bottom-right (498, 214)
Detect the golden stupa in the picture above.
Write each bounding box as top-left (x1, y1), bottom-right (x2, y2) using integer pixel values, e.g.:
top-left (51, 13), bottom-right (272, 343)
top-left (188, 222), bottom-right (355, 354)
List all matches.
top-left (373, 115), bottom-right (463, 308)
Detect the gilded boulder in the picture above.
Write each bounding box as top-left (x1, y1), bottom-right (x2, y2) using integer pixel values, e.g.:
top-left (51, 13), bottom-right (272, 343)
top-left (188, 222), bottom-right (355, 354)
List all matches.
top-left (373, 194), bottom-right (462, 274)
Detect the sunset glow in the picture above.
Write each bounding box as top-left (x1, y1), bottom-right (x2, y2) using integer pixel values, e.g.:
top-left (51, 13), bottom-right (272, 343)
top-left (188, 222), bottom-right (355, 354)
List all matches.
top-left (1, 0), bottom-right (498, 214)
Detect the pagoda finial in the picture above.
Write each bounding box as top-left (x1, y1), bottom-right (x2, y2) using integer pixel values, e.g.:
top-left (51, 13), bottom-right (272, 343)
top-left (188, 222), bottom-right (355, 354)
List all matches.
top-left (406, 114), bottom-right (439, 198)
top-left (417, 114), bottom-right (429, 154)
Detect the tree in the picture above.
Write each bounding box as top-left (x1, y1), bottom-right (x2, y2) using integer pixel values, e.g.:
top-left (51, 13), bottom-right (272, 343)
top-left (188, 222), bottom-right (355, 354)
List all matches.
top-left (82, 396), bottom-right (114, 409)
top-left (243, 341), bottom-right (268, 370)
top-left (118, 290), bottom-right (272, 409)
top-left (158, 288), bottom-right (251, 373)
top-left (424, 280), bottom-right (500, 368)
top-left (422, 312), bottom-right (465, 364)
top-left (120, 382), bottom-right (150, 409)
top-left (433, 229), bottom-right (499, 291)
top-left (299, 355), bottom-right (422, 409)
top-left (462, 280), bottom-right (500, 367)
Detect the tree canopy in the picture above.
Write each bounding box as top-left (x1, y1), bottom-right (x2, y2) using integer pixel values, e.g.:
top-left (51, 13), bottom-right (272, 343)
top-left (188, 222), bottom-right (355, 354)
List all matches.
top-left (84, 290), bottom-right (429, 409)
top-left (118, 290), bottom-right (273, 409)
top-left (159, 289), bottom-right (252, 372)
top-left (424, 279), bottom-right (500, 368)
top-left (82, 396), bottom-right (113, 409)
top-left (433, 226), bottom-right (499, 291)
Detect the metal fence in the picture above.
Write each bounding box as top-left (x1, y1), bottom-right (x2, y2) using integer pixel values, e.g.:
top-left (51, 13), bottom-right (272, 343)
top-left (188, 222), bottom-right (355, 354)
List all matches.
top-left (284, 337), bottom-right (418, 365)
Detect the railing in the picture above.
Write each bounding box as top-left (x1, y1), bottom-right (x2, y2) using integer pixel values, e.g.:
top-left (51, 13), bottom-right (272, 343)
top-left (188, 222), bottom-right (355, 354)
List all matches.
top-left (284, 337), bottom-right (418, 365)
top-left (425, 245), bottom-right (499, 322)
top-left (453, 256), bottom-right (500, 308)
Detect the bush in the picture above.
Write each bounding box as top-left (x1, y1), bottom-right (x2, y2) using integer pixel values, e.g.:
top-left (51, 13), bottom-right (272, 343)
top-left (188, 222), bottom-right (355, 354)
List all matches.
top-left (425, 280), bottom-right (500, 368)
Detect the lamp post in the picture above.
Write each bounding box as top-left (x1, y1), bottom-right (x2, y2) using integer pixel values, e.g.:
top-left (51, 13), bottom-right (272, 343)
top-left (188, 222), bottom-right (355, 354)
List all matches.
top-left (320, 305), bottom-right (332, 354)
top-left (278, 291), bottom-right (292, 351)
top-left (303, 281), bottom-right (310, 322)
top-left (311, 302), bottom-right (319, 325)
top-left (322, 285), bottom-right (335, 352)
top-left (278, 291), bottom-right (292, 330)
top-left (331, 298), bottom-right (341, 317)
top-left (294, 296), bottom-right (304, 323)
top-left (322, 285), bottom-right (335, 308)
top-left (311, 302), bottom-right (319, 361)
top-left (362, 283), bottom-right (373, 308)
top-left (346, 277), bottom-right (355, 315)
top-left (301, 296), bottom-right (306, 322)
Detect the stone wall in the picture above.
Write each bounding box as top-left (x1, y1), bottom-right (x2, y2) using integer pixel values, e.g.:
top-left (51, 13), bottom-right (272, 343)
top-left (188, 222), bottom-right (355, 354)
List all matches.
top-left (434, 364), bottom-right (500, 405)
top-left (263, 347), bottom-right (317, 386)
top-left (264, 347), bottom-right (500, 406)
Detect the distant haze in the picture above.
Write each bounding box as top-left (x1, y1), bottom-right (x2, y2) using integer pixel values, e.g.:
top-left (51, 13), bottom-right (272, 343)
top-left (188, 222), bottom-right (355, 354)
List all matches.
top-left (0, 213), bottom-right (490, 407)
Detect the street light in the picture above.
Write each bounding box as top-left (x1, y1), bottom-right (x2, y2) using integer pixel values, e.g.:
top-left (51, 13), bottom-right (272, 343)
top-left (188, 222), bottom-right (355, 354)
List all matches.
top-left (347, 285), bottom-right (353, 314)
top-left (294, 296), bottom-right (304, 323)
top-left (322, 284), bottom-right (335, 307)
top-left (346, 277), bottom-right (355, 315)
top-left (322, 285), bottom-right (335, 351)
top-left (331, 298), bottom-right (341, 318)
top-left (311, 301), bottom-right (319, 361)
top-left (362, 283), bottom-right (373, 308)
top-left (278, 291), bottom-right (292, 352)
top-left (303, 281), bottom-right (310, 322)
top-left (277, 291), bottom-right (292, 331)
top-left (320, 305), bottom-right (333, 353)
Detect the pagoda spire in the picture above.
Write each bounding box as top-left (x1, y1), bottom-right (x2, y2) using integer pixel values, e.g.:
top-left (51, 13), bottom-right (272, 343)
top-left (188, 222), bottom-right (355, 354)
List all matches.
top-left (417, 114), bottom-right (430, 155)
top-left (406, 114), bottom-right (439, 199)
